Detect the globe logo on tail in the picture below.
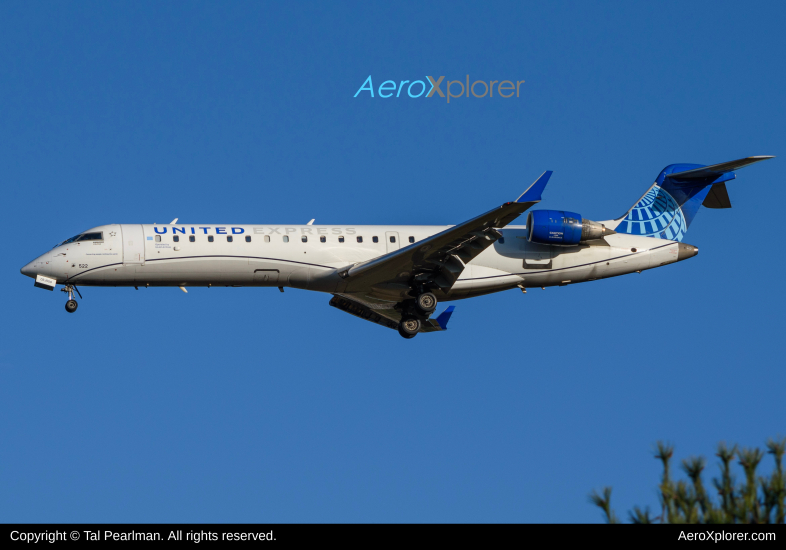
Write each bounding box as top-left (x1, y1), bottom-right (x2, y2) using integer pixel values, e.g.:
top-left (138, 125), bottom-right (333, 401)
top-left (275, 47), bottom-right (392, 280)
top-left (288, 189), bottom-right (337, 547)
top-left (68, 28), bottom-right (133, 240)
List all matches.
top-left (615, 185), bottom-right (686, 242)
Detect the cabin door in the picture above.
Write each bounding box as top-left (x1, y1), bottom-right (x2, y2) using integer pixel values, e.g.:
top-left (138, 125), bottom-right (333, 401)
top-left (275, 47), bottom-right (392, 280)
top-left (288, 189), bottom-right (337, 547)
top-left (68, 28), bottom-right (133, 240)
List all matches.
top-left (121, 225), bottom-right (146, 265)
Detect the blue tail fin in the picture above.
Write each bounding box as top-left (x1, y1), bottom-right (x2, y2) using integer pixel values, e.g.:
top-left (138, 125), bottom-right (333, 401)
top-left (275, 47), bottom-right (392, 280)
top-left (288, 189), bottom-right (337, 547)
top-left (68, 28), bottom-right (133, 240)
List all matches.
top-left (612, 156), bottom-right (773, 241)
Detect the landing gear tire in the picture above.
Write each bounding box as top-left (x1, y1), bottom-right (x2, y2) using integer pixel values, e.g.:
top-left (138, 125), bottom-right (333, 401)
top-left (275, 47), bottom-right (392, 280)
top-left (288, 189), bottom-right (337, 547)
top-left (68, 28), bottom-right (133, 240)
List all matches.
top-left (65, 300), bottom-right (78, 313)
top-left (398, 316), bottom-right (421, 339)
top-left (416, 292), bottom-right (437, 314)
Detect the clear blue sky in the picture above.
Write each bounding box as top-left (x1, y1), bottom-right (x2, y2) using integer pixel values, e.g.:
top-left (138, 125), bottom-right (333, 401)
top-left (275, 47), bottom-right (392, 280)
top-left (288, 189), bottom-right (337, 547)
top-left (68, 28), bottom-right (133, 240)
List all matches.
top-left (1, 1), bottom-right (783, 522)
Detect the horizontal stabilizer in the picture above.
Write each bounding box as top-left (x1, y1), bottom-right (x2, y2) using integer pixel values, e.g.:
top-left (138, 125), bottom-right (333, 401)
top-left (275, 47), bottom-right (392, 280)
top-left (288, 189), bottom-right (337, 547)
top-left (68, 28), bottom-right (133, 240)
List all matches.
top-left (666, 156), bottom-right (773, 180)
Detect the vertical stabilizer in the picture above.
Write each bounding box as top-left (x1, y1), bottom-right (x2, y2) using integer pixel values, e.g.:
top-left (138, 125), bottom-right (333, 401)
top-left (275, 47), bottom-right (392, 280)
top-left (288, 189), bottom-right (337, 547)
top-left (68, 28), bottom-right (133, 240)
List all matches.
top-left (611, 156), bottom-right (772, 242)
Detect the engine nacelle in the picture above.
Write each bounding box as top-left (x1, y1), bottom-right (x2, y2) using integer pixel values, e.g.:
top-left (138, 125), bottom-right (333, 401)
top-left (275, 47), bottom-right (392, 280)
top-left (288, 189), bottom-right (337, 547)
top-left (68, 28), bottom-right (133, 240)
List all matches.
top-left (526, 210), bottom-right (614, 246)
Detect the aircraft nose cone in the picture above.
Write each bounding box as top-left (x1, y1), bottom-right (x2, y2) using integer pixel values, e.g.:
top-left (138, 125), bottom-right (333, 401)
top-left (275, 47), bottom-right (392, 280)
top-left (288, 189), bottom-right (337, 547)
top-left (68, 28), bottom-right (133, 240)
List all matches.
top-left (20, 261), bottom-right (36, 278)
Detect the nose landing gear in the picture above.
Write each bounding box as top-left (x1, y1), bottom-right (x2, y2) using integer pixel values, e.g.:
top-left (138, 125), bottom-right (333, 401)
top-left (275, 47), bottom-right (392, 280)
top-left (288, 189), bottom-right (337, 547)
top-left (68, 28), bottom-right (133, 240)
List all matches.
top-left (61, 284), bottom-right (82, 313)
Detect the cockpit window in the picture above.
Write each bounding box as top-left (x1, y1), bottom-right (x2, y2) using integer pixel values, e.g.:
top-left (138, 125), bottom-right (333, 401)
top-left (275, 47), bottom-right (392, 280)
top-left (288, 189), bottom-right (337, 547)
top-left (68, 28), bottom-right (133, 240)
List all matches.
top-left (57, 236), bottom-right (79, 246)
top-left (56, 232), bottom-right (103, 246)
top-left (77, 232), bottom-right (103, 241)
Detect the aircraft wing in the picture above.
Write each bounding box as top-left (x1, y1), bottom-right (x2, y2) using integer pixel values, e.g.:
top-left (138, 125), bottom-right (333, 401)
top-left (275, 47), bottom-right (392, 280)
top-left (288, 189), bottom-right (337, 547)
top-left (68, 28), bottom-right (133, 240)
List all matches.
top-left (340, 171), bottom-right (552, 293)
top-left (329, 294), bottom-right (456, 333)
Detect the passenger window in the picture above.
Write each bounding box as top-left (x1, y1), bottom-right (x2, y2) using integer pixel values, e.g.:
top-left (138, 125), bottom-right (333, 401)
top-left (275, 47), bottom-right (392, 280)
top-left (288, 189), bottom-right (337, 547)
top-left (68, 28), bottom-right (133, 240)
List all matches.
top-left (227, 236), bottom-right (233, 242)
top-left (208, 236), bottom-right (214, 242)
top-left (173, 235), bottom-right (179, 243)
top-left (372, 236), bottom-right (379, 243)
top-left (357, 236), bottom-right (363, 243)
top-left (301, 235), bottom-right (307, 243)
top-left (320, 236), bottom-right (326, 243)
top-left (338, 236), bottom-right (344, 243)
top-left (245, 236), bottom-right (251, 242)
top-left (264, 235), bottom-right (270, 243)
top-left (189, 235), bottom-right (195, 242)
top-left (283, 236), bottom-right (289, 243)
top-left (409, 236), bottom-right (415, 243)
top-left (498, 237), bottom-right (505, 244)
top-left (155, 235), bottom-right (161, 242)
top-left (390, 236), bottom-right (396, 243)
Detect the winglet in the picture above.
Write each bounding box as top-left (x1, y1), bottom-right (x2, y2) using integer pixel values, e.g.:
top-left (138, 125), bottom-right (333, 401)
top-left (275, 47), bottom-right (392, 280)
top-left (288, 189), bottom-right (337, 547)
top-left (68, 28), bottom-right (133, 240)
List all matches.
top-left (435, 305), bottom-right (456, 330)
top-left (516, 171), bottom-right (553, 203)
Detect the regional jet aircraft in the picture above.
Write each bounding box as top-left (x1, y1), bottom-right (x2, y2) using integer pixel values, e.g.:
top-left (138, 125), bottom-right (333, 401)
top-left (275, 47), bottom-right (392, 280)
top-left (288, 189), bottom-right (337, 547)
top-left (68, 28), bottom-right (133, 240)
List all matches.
top-left (21, 156), bottom-right (772, 338)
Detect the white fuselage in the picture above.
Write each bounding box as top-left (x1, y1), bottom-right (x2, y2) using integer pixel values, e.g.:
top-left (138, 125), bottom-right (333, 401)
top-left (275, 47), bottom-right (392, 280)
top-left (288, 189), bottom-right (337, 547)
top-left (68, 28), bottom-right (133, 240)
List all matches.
top-left (23, 223), bottom-right (691, 302)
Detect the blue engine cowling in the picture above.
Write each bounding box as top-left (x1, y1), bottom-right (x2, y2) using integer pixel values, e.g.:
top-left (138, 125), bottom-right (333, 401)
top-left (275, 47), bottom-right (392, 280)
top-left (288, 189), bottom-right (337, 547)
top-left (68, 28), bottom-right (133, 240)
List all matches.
top-left (526, 210), bottom-right (612, 245)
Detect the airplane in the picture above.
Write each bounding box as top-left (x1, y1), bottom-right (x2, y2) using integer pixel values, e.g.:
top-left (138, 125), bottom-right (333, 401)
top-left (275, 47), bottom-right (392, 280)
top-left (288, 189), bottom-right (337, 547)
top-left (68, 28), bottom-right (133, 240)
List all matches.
top-left (20, 156), bottom-right (772, 338)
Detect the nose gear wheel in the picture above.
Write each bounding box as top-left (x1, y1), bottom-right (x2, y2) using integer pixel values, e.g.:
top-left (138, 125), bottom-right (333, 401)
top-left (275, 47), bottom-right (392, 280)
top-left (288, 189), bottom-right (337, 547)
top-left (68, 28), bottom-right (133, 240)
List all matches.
top-left (61, 284), bottom-right (82, 313)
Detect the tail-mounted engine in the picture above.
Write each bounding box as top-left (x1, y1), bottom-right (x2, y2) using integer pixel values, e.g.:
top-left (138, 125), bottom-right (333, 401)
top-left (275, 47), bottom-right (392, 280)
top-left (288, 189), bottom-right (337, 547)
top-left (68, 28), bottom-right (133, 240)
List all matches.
top-left (526, 210), bottom-right (614, 246)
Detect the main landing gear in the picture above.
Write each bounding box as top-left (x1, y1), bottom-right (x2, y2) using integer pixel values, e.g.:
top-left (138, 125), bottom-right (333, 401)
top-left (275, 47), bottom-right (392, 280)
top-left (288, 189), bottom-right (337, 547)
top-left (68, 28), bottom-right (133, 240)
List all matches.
top-left (398, 316), bottom-right (421, 339)
top-left (61, 284), bottom-right (82, 313)
top-left (397, 292), bottom-right (439, 339)
top-left (416, 292), bottom-right (437, 315)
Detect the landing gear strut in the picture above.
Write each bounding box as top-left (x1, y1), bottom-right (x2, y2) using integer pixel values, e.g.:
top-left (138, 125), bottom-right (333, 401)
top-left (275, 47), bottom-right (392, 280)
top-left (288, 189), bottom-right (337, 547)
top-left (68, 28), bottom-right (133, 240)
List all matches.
top-left (61, 284), bottom-right (82, 313)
